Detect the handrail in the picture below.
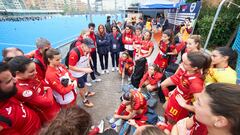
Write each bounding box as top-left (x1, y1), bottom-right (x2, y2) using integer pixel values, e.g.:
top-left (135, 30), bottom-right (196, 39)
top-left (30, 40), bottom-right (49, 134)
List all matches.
top-left (0, 42), bottom-right (35, 47)
top-left (203, 0), bottom-right (228, 50)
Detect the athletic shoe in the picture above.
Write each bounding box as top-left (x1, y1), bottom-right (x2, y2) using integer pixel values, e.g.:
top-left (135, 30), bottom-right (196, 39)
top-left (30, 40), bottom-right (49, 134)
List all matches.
top-left (85, 91), bottom-right (96, 98)
top-left (98, 120), bottom-right (104, 133)
top-left (116, 67), bottom-right (119, 71)
top-left (95, 71), bottom-right (101, 76)
top-left (85, 82), bottom-right (92, 87)
top-left (128, 77), bottom-right (131, 81)
top-left (82, 99), bottom-right (94, 107)
top-left (112, 68), bottom-right (115, 72)
top-left (106, 69), bottom-right (109, 74)
top-left (92, 78), bottom-right (102, 83)
top-left (101, 70), bottom-right (105, 75)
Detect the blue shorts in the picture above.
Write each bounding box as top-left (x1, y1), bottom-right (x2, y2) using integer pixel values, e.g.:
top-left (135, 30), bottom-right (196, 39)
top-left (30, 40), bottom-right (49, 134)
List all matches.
top-left (77, 74), bottom-right (87, 88)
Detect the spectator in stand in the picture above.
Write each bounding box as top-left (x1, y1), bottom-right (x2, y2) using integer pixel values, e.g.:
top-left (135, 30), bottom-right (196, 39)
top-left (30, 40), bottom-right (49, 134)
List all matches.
top-left (33, 37), bottom-right (51, 80)
top-left (105, 16), bottom-right (112, 34)
top-left (87, 23), bottom-right (101, 76)
top-left (122, 25), bottom-right (135, 58)
top-left (2, 47), bottom-right (24, 62)
top-left (138, 64), bottom-right (163, 92)
top-left (109, 25), bottom-right (122, 72)
top-left (206, 47), bottom-right (237, 85)
top-left (96, 24), bottom-right (111, 74)
top-left (0, 62), bottom-right (41, 135)
top-left (45, 48), bottom-right (78, 108)
top-left (119, 52), bottom-right (134, 81)
top-left (133, 26), bottom-right (143, 60)
top-left (68, 38), bottom-right (96, 107)
top-left (8, 56), bottom-right (60, 124)
top-left (41, 107), bottom-right (92, 135)
top-left (179, 17), bottom-right (192, 42)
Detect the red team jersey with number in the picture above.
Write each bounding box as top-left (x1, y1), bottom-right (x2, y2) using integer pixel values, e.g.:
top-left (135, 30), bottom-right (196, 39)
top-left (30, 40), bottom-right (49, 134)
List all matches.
top-left (165, 71), bottom-right (204, 122)
top-left (154, 41), bottom-right (176, 69)
top-left (15, 78), bottom-right (60, 123)
top-left (0, 97), bottom-right (41, 135)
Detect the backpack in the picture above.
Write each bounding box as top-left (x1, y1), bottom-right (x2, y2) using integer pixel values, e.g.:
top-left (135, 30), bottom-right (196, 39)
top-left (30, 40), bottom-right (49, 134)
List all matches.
top-left (64, 40), bottom-right (81, 68)
top-left (32, 58), bottom-right (45, 71)
top-left (130, 57), bottom-right (147, 88)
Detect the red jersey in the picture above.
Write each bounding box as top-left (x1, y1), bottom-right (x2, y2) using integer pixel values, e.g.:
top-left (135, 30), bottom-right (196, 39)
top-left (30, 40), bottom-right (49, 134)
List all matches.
top-left (189, 116), bottom-right (208, 135)
top-left (131, 91), bottom-right (148, 126)
top-left (140, 40), bottom-right (154, 56)
top-left (139, 71), bottom-right (162, 88)
top-left (122, 32), bottom-right (134, 45)
top-left (119, 57), bottom-right (134, 72)
top-left (122, 31), bottom-right (134, 51)
top-left (154, 41), bottom-right (176, 69)
top-left (15, 77), bottom-right (60, 123)
top-left (116, 91), bottom-right (148, 126)
top-left (165, 71), bottom-right (204, 122)
top-left (33, 49), bottom-right (47, 80)
top-left (133, 35), bottom-right (143, 45)
top-left (88, 32), bottom-right (97, 52)
top-left (45, 64), bottom-right (77, 106)
top-left (0, 97), bottom-right (41, 135)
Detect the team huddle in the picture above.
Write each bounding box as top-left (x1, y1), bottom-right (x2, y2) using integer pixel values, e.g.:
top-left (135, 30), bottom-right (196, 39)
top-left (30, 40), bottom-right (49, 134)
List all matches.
top-left (0, 17), bottom-right (240, 135)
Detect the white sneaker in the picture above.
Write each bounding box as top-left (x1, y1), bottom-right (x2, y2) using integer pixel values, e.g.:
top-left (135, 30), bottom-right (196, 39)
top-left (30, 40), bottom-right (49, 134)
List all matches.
top-left (128, 77), bottom-right (131, 81)
top-left (112, 68), bottom-right (115, 72)
top-left (85, 82), bottom-right (92, 87)
top-left (98, 120), bottom-right (104, 133)
top-left (106, 69), bottom-right (109, 74)
top-left (116, 67), bottom-right (119, 71)
top-left (92, 78), bottom-right (102, 83)
top-left (101, 70), bottom-right (105, 75)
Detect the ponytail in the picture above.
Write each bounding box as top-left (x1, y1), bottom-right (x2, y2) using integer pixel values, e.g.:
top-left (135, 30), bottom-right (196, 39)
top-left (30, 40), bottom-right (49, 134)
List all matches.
top-left (215, 47), bottom-right (238, 69)
top-left (187, 52), bottom-right (212, 79)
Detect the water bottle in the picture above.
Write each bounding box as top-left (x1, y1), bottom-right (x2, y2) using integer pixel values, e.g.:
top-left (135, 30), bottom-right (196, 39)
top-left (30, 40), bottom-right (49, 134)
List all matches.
top-left (111, 123), bottom-right (118, 132)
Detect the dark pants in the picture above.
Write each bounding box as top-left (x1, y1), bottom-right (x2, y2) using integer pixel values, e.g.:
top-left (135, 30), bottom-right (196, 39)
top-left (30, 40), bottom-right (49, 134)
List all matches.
top-left (91, 51), bottom-right (97, 72)
top-left (111, 52), bottom-right (119, 67)
top-left (89, 61), bottom-right (96, 80)
top-left (98, 53), bottom-right (109, 70)
top-left (127, 50), bottom-right (134, 59)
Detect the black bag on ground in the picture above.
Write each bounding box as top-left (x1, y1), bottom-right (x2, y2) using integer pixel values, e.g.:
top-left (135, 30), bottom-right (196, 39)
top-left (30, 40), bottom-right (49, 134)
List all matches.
top-left (130, 57), bottom-right (147, 88)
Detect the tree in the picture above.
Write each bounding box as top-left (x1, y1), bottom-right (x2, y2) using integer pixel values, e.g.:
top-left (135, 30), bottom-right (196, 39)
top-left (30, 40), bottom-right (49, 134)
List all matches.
top-left (187, 0), bottom-right (240, 48)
